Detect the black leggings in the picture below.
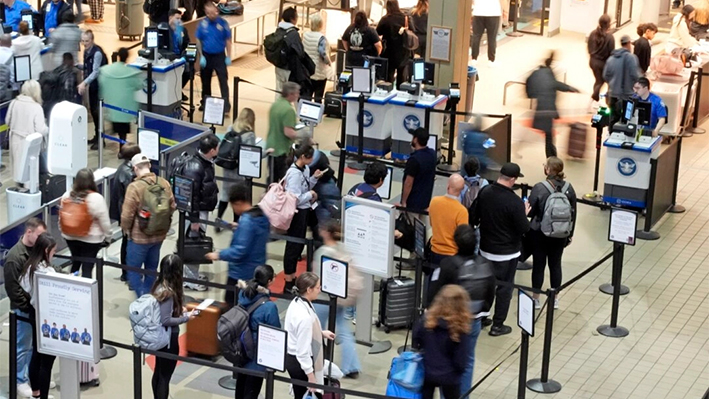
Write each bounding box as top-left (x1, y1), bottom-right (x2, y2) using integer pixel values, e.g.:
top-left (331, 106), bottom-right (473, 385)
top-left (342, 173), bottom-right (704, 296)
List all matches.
top-left (530, 229), bottom-right (565, 290)
top-left (29, 309), bottom-right (56, 399)
top-left (234, 373), bottom-right (264, 399)
top-left (66, 240), bottom-right (103, 278)
top-left (283, 208), bottom-right (310, 275)
top-left (152, 332), bottom-right (179, 399)
top-left (285, 354), bottom-right (322, 399)
top-left (422, 380), bottom-right (459, 399)
top-left (589, 58), bottom-right (606, 102)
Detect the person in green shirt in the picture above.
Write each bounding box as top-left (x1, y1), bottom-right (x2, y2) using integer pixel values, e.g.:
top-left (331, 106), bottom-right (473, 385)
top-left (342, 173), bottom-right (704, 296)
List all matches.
top-left (99, 47), bottom-right (141, 150)
top-left (266, 81), bottom-right (300, 183)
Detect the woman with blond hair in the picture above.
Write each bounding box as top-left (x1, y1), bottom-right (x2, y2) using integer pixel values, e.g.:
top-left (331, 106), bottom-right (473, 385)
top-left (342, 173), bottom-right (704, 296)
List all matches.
top-left (413, 284), bottom-right (472, 399)
top-left (7, 79), bottom-right (48, 182)
top-left (303, 13), bottom-right (334, 103)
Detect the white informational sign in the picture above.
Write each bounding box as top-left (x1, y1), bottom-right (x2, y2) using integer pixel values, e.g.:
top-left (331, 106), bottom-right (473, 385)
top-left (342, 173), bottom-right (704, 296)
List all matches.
top-left (517, 289), bottom-right (534, 336)
top-left (342, 196), bottom-right (395, 277)
top-left (256, 324), bottom-right (287, 372)
top-left (351, 67), bottom-right (372, 94)
top-left (376, 166), bottom-right (393, 200)
top-left (608, 208), bottom-right (638, 246)
top-left (202, 96), bottom-right (226, 126)
top-left (138, 128), bottom-right (160, 161)
top-left (321, 256), bottom-right (348, 299)
top-left (429, 26), bottom-right (452, 62)
top-left (238, 144), bottom-right (262, 179)
top-left (35, 272), bottom-right (100, 363)
top-left (14, 55), bottom-right (31, 82)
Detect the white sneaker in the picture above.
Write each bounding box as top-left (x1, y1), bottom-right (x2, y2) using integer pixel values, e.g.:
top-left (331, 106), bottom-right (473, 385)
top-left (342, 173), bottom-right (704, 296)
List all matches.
top-left (533, 298), bottom-right (541, 309)
top-left (184, 282), bottom-right (207, 292)
top-left (554, 299), bottom-right (559, 309)
top-left (50, 380), bottom-right (56, 389)
top-left (469, 58), bottom-right (477, 67)
top-left (17, 383), bottom-right (33, 398)
top-left (488, 60), bottom-right (497, 68)
top-left (352, 319), bottom-right (356, 325)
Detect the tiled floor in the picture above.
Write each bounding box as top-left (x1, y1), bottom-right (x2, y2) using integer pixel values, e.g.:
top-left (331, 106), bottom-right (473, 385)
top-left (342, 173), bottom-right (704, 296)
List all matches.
top-left (1, 2), bottom-right (709, 398)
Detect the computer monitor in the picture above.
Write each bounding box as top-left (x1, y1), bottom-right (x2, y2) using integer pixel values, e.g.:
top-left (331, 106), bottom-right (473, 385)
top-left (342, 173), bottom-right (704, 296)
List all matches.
top-left (363, 55), bottom-right (388, 82)
top-left (21, 10), bottom-right (33, 31)
top-left (635, 100), bottom-right (652, 127)
top-left (423, 62), bottom-right (435, 85)
top-left (298, 100), bottom-right (325, 124)
top-left (145, 27), bottom-right (159, 49)
top-left (623, 100), bottom-right (635, 123)
top-left (412, 59), bottom-right (425, 82)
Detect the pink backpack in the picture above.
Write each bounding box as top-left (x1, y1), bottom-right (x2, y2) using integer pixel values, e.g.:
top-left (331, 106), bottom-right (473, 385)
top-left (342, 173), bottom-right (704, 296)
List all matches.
top-left (258, 179), bottom-right (298, 231)
top-left (650, 53), bottom-right (684, 75)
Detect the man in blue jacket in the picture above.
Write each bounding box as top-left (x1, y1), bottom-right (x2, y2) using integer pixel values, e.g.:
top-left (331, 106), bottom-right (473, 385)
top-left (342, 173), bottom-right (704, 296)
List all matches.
top-left (81, 328), bottom-right (91, 345)
top-left (206, 182), bottom-right (270, 308)
top-left (59, 324), bottom-right (70, 341)
top-left (71, 328), bottom-right (80, 343)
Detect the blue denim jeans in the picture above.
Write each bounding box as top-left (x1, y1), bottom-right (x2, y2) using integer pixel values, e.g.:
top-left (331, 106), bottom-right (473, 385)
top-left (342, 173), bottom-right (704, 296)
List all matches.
top-left (126, 240), bottom-right (162, 297)
top-left (458, 318), bottom-right (482, 399)
top-left (15, 309), bottom-right (33, 384)
top-left (314, 303), bottom-right (362, 375)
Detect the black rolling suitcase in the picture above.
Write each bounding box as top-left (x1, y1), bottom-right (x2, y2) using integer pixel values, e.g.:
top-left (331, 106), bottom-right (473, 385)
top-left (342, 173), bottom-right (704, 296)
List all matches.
top-left (377, 276), bottom-right (416, 333)
top-left (324, 91), bottom-right (345, 118)
top-left (39, 173), bottom-right (66, 204)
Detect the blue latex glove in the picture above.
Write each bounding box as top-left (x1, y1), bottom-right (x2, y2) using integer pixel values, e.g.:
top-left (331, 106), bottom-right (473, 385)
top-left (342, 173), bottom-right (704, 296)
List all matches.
top-left (200, 56), bottom-right (206, 69)
top-left (225, 56), bottom-right (232, 66)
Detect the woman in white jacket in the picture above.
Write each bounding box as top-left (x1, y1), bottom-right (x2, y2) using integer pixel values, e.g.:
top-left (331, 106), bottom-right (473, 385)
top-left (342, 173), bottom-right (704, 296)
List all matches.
top-left (667, 5), bottom-right (699, 53)
top-left (60, 168), bottom-right (112, 278)
top-left (285, 272), bottom-right (335, 399)
top-left (11, 22), bottom-right (44, 81)
top-left (6, 80), bottom-right (48, 183)
top-left (303, 13), bottom-right (334, 103)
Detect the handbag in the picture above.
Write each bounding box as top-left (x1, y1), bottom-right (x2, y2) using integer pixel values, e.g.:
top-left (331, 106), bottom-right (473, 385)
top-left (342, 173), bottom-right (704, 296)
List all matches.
top-left (394, 212), bottom-right (415, 252)
top-left (258, 178), bottom-right (298, 231)
top-left (182, 231), bottom-right (214, 264)
top-left (401, 16), bottom-right (419, 51)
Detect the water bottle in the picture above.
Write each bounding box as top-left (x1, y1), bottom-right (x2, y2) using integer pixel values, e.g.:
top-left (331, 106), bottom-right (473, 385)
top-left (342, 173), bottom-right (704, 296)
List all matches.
top-left (482, 138), bottom-right (496, 149)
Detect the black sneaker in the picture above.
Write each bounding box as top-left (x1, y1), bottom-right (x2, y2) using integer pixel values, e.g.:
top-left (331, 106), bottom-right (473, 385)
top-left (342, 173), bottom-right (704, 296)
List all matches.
top-left (182, 94), bottom-right (189, 102)
top-left (489, 325), bottom-right (512, 336)
top-left (87, 137), bottom-right (98, 145)
top-left (344, 371), bottom-right (360, 379)
top-left (198, 103), bottom-right (205, 111)
top-left (283, 281), bottom-right (295, 295)
top-left (481, 318), bottom-right (493, 328)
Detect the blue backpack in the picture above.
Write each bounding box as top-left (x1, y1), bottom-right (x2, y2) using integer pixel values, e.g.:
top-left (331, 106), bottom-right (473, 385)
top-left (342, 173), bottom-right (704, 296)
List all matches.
top-left (385, 351), bottom-right (424, 398)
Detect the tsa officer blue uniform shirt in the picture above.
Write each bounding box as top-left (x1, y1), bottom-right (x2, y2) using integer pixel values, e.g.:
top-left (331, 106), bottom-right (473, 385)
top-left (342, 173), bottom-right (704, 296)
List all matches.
top-left (50, 325), bottom-right (59, 339)
top-left (4, 0), bottom-right (33, 32)
top-left (59, 327), bottom-right (70, 341)
top-left (41, 322), bottom-right (51, 337)
top-left (633, 92), bottom-right (668, 130)
top-left (196, 16), bottom-right (231, 54)
top-left (71, 331), bottom-right (80, 343)
top-left (43, 0), bottom-right (60, 36)
top-left (81, 331), bottom-right (92, 345)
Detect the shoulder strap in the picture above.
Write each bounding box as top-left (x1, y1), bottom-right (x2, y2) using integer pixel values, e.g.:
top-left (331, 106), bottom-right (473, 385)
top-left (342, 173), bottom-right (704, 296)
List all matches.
top-left (246, 297), bottom-right (269, 315)
top-left (561, 181), bottom-right (570, 193)
top-left (542, 180), bottom-right (555, 194)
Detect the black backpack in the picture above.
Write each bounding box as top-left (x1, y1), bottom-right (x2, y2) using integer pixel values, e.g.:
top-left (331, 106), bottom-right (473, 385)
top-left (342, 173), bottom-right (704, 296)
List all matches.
top-left (264, 27), bottom-right (294, 69)
top-left (168, 151), bottom-right (192, 185)
top-left (215, 130), bottom-right (246, 170)
top-left (457, 256), bottom-right (495, 315)
top-left (217, 298), bottom-right (268, 366)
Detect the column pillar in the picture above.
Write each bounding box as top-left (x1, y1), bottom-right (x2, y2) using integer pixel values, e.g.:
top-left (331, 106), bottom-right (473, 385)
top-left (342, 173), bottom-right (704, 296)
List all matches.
top-left (429, 0), bottom-right (473, 96)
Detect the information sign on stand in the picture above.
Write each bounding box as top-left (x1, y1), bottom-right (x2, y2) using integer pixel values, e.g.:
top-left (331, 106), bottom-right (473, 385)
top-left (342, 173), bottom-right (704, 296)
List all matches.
top-left (608, 208), bottom-right (638, 246)
top-left (137, 128), bottom-right (160, 161)
top-left (342, 196), bottom-right (395, 277)
top-left (238, 144), bottom-right (262, 179)
top-left (256, 324), bottom-right (287, 372)
top-left (173, 175), bottom-right (194, 213)
top-left (202, 96), bottom-right (226, 126)
top-left (321, 256), bottom-right (349, 299)
top-left (376, 166), bottom-right (394, 200)
top-left (517, 289), bottom-right (535, 337)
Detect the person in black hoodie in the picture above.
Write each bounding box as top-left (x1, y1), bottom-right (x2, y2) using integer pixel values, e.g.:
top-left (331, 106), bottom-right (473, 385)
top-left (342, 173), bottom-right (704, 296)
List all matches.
top-left (413, 284), bottom-right (472, 399)
top-left (587, 15), bottom-right (615, 107)
top-left (527, 157), bottom-right (576, 310)
top-left (377, 0), bottom-right (411, 88)
top-left (634, 23), bottom-right (657, 74)
top-left (110, 144), bottom-right (141, 282)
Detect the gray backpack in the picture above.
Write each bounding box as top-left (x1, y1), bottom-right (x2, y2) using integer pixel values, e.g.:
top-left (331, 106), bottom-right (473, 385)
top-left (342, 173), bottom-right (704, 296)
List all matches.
top-left (129, 294), bottom-right (170, 351)
top-left (540, 181), bottom-right (573, 238)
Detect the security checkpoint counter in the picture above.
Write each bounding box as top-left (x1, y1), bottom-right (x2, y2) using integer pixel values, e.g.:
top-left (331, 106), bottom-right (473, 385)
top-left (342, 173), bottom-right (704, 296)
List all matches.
top-left (603, 136), bottom-right (662, 208)
top-left (344, 90), bottom-right (397, 157)
top-left (129, 58), bottom-right (186, 117)
top-left (388, 93), bottom-right (447, 160)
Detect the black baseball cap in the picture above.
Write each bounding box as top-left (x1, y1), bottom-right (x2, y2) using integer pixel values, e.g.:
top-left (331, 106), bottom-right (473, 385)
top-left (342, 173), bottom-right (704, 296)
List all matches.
top-left (500, 162), bottom-right (524, 178)
top-left (409, 127), bottom-right (430, 146)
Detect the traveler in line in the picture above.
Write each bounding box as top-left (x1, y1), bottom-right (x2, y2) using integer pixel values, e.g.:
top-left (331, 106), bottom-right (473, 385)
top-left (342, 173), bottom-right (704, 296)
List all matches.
top-left (151, 254), bottom-right (197, 399)
top-left (312, 220), bottom-right (363, 379)
top-left (121, 153), bottom-right (176, 297)
top-left (196, 1), bottom-right (232, 115)
top-left (273, 7), bottom-right (314, 97)
top-left (526, 51), bottom-right (579, 158)
top-left (470, 0), bottom-right (506, 66)
top-left (0, 34), bottom-right (13, 104)
top-left (1, 0), bottom-right (33, 32)
top-left (377, 0), bottom-right (411, 88)
top-left (40, 0), bottom-right (71, 37)
top-left (48, 13), bottom-right (82, 70)
top-left (632, 77), bottom-right (668, 137)
top-left (85, 0), bottom-right (104, 23)
top-left (79, 30), bottom-right (107, 150)
top-left (587, 15), bottom-right (614, 109)
top-left (282, 142), bottom-right (326, 293)
top-left (284, 272), bottom-right (336, 399)
top-left (19, 233), bottom-right (58, 399)
top-left (234, 265), bottom-right (281, 399)
top-left (342, 10), bottom-right (382, 68)
top-left (7, 79), bottom-right (48, 184)
top-left (61, 168), bottom-right (112, 278)
top-left (145, 0), bottom-right (169, 26)
top-left (461, 157), bottom-right (488, 254)
top-left (527, 157), bottom-right (577, 309)
top-left (266, 82), bottom-right (300, 184)
top-left (99, 47), bottom-right (142, 147)
top-left (603, 35), bottom-right (641, 127)
top-left (348, 162), bottom-right (389, 201)
top-left (634, 23), bottom-right (657, 74)
top-left (40, 52), bottom-right (82, 119)
top-left (401, 128), bottom-right (436, 212)
top-left (426, 225), bottom-right (495, 399)
top-left (471, 162), bottom-right (530, 336)
top-left (12, 22), bottom-right (44, 81)
top-left (3, 218), bottom-right (48, 398)
top-left (206, 182), bottom-right (271, 308)
top-left (307, 145), bottom-right (339, 242)
top-left (110, 144), bottom-right (141, 282)
top-left (409, 0), bottom-right (428, 58)
top-left (303, 13), bottom-right (333, 103)
top-left (667, 5), bottom-right (698, 53)
top-left (413, 284), bottom-right (472, 399)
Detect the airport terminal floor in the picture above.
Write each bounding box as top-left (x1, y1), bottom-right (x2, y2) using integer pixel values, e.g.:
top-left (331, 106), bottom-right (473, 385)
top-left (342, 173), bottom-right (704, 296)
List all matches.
top-left (1, 3), bottom-right (709, 399)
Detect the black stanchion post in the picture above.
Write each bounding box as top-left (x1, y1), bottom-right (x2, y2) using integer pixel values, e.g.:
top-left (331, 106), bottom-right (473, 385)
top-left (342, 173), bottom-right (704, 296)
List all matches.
top-left (527, 289), bottom-right (561, 393)
top-left (336, 125), bottom-right (347, 193)
top-left (347, 94), bottom-right (367, 170)
top-left (133, 345), bottom-right (142, 399)
top-left (147, 63), bottom-right (153, 113)
top-left (188, 61), bottom-right (195, 123)
top-left (327, 295), bottom-right (338, 362)
top-left (398, 255), bottom-right (423, 354)
top-left (438, 92), bottom-right (460, 172)
top-left (233, 76), bottom-right (240, 122)
top-left (584, 123), bottom-right (604, 201)
top-left (10, 311), bottom-right (17, 399)
top-left (306, 239), bottom-right (314, 272)
top-left (177, 211), bottom-right (186, 259)
top-left (599, 237), bottom-right (630, 295)
top-left (689, 66), bottom-right (706, 134)
top-left (518, 332), bottom-right (530, 399)
top-left (668, 137), bottom-right (686, 214)
top-left (518, 183), bottom-right (532, 271)
top-left (264, 369), bottom-right (275, 399)
top-left (97, 258), bottom-right (117, 359)
top-left (597, 242), bottom-right (630, 338)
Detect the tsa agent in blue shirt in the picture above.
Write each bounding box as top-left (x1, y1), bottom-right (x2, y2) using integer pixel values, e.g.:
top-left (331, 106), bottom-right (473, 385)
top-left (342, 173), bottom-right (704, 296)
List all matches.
top-left (81, 328), bottom-right (92, 345)
top-left (41, 320), bottom-right (51, 337)
top-left (59, 325), bottom-right (70, 341)
top-left (71, 328), bottom-right (80, 343)
top-left (3, 0), bottom-right (33, 32)
top-left (632, 77), bottom-right (667, 136)
top-left (50, 323), bottom-right (59, 339)
top-left (40, 0), bottom-right (71, 37)
top-left (196, 1), bottom-right (231, 114)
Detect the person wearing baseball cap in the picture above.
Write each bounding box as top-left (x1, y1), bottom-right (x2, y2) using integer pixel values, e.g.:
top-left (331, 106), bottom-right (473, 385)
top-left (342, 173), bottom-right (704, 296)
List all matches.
top-left (603, 33), bottom-right (641, 126)
top-left (470, 162), bottom-right (530, 336)
top-left (110, 144), bottom-right (142, 282)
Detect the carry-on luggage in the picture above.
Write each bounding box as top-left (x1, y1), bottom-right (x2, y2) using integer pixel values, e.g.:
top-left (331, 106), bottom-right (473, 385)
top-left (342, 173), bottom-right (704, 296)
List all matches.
top-left (79, 361), bottom-right (100, 387)
top-left (567, 122), bottom-right (588, 158)
top-left (39, 173), bottom-right (66, 205)
top-left (116, 0), bottom-right (145, 41)
top-left (376, 277), bottom-right (416, 333)
top-left (185, 301), bottom-right (229, 357)
top-left (182, 234), bottom-right (214, 264)
top-left (324, 91), bottom-right (345, 118)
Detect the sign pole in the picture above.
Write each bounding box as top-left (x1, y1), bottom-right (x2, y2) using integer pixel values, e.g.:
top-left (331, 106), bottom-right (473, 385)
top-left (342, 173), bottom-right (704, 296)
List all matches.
top-left (597, 242), bottom-right (630, 337)
top-left (518, 332), bottom-right (530, 399)
top-left (59, 358), bottom-right (81, 399)
top-left (347, 94), bottom-right (368, 170)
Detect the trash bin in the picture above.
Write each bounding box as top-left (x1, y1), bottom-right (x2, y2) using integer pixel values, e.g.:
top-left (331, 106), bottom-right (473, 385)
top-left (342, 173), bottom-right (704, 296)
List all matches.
top-left (465, 66), bottom-right (478, 114)
top-left (115, 0), bottom-right (145, 41)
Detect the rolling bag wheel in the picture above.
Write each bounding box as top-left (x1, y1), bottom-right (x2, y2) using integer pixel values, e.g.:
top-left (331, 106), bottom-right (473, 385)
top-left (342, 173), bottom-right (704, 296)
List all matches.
top-left (385, 326), bottom-right (391, 333)
top-left (375, 321), bottom-right (381, 328)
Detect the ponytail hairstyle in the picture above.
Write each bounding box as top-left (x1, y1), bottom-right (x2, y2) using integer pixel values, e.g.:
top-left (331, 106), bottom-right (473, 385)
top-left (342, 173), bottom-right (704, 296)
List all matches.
top-left (636, 23), bottom-right (646, 37)
top-left (287, 140), bottom-right (315, 168)
top-left (679, 4), bottom-right (695, 26)
top-left (545, 156), bottom-right (566, 180)
top-left (243, 264), bottom-right (275, 299)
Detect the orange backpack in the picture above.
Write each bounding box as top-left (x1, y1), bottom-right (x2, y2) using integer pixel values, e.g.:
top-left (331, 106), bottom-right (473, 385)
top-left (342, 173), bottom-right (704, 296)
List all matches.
top-left (59, 194), bottom-right (94, 237)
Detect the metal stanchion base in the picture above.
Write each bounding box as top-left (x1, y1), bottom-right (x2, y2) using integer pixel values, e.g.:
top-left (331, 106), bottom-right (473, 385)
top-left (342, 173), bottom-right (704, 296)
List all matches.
top-left (599, 283), bottom-right (629, 295)
top-left (636, 229), bottom-right (660, 240)
top-left (218, 375), bottom-right (237, 390)
top-left (517, 261), bottom-right (532, 271)
top-left (368, 340), bottom-right (392, 354)
top-left (437, 163), bottom-right (460, 172)
top-left (668, 204), bottom-right (686, 213)
top-left (583, 192), bottom-right (603, 202)
top-left (397, 344), bottom-right (419, 354)
top-left (526, 378), bottom-right (562, 393)
top-left (100, 345), bottom-right (117, 360)
top-left (507, 31), bottom-right (524, 37)
top-left (347, 161), bottom-right (368, 170)
top-left (685, 127), bottom-right (706, 134)
top-left (597, 324), bottom-right (629, 338)
top-left (330, 149), bottom-right (342, 157)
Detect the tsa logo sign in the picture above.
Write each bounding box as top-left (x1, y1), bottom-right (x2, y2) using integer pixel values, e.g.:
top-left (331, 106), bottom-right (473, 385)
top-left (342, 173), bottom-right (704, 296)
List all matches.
top-left (617, 157), bottom-right (637, 177)
top-left (403, 114), bottom-right (421, 131)
top-left (358, 110), bottom-right (374, 128)
top-left (142, 79), bottom-right (157, 94)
